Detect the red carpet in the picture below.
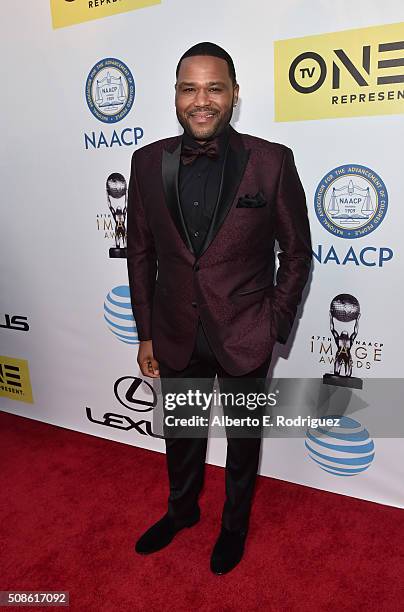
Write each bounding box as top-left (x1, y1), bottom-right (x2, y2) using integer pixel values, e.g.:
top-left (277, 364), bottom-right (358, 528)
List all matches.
top-left (1, 411), bottom-right (403, 612)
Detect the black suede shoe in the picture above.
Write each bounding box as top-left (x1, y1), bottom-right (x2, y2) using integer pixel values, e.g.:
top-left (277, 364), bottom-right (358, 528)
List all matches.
top-left (135, 512), bottom-right (200, 554)
top-left (210, 527), bottom-right (247, 575)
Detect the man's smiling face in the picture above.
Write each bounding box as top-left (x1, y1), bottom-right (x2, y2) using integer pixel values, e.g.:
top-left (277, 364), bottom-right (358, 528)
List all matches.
top-left (175, 55), bottom-right (239, 142)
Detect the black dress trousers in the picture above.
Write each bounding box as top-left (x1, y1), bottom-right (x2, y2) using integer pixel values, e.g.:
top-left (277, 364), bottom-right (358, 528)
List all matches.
top-left (159, 318), bottom-right (272, 533)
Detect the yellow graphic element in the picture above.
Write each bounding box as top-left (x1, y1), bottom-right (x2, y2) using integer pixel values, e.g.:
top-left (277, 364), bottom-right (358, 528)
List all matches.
top-left (50, 0), bottom-right (161, 29)
top-left (0, 356), bottom-right (33, 404)
top-left (274, 22), bottom-right (404, 121)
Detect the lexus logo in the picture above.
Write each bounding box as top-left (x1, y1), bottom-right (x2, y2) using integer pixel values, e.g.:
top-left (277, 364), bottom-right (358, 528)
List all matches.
top-left (114, 376), bottom-right (157, 412)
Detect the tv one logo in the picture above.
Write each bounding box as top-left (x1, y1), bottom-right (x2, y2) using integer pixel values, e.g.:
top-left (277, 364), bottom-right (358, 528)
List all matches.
top-left (274, 21), bottom-right (404, 121)
top-left (50, 0), bottom-right (161, 29)
top-left (0, 356), bottom-right (33, 404)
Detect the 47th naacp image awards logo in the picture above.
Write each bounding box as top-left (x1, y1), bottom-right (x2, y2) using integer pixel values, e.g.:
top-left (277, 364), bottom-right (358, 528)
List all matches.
top-left (104, 285), bottom-right (139, 345)
top-left (315, 165), bottom-right (388, 239)
top-left (309, 293), bottom-right (384, 375)
top-left (305, 416), bottom-right (375, 476)
top-left (96, 172), bottom-right (128, 255)
top-left (86, 58), bottom-right (135, 124)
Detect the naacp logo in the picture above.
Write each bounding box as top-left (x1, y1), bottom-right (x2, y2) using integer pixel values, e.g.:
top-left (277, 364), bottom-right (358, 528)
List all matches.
top-left (315, 165), bottom-right (388, 239)
top-left (85, 58), bottom-right (135, 124)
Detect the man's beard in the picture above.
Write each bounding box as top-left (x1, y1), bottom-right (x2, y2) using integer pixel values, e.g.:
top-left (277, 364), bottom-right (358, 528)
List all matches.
top-left (176, 103), bottom-right (234, 142)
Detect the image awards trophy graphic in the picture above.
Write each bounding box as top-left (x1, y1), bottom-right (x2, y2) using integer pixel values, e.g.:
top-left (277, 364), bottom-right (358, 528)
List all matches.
top-left (106, 173), bottom-right (127, 258)
top-left (323, 294), bottom-right (363, 390)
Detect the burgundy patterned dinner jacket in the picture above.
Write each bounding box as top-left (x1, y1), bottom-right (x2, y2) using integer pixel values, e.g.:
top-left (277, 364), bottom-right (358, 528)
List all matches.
top-left (126, 126), bottom-right (312, 375)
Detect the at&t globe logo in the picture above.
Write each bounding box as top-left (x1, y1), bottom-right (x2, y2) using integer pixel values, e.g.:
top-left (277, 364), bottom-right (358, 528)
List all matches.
top-left (104, 285), bottom-right (138, 345)
top-left (86, 58), bottom-right (135, 123)
top-left (315, 164), bottom-right (388, 239)
top-left (305, 415), bottom-right (375, 476)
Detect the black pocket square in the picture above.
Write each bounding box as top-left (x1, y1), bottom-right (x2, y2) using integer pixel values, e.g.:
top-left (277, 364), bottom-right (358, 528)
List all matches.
top-left (236, 191), bottom-right (267, 208)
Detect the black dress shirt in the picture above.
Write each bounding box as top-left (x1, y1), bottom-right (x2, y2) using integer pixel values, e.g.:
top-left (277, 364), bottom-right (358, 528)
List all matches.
top-left (179, 127), bottom-right (229, 256)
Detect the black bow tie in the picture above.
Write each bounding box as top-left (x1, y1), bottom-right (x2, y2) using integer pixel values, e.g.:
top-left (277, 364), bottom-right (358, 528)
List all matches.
top-left (181, 140), bottom-right (220, 165)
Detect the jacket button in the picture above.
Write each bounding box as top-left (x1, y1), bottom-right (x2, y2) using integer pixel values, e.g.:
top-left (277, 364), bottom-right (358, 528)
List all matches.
top-left (191, 302), bottom-right (197, 308)
top-left (194, 264), bottom-right (200, 271)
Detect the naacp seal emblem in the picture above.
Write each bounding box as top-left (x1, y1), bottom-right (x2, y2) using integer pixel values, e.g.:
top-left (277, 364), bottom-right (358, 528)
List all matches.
top-left (314, 164), bottom-right (388, 239)
top-left (85, 58), bottom-right (135, 123)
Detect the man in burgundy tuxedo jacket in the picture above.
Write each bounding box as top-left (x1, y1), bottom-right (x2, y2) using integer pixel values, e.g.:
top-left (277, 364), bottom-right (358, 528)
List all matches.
top-left (127, 42), bottom-right (312, 574)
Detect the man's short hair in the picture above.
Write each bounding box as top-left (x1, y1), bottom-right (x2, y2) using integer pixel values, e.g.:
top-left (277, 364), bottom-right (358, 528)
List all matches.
top-left (176, 42), bottom-right (237, 85)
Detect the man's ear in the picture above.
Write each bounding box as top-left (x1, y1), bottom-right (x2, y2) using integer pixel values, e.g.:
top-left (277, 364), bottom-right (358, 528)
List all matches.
top-left (233, 83), bottom-right (239, 106)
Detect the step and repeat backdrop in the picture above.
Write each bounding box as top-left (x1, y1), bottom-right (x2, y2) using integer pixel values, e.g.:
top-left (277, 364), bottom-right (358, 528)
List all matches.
top-left (1, 1), bottom-right (404, 508)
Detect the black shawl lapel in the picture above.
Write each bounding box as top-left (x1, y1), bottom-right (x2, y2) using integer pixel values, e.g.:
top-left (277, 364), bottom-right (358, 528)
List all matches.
top-left (161, 128), bottom-right (250, 258)
top-left (198, 127), bottom-right (250, 258)
top-left (161, 139), bottom-right (195, 255)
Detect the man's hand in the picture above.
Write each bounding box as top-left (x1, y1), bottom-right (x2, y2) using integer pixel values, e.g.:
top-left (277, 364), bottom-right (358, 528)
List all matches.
top-left (137, 340), bottom-right (160, 378)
